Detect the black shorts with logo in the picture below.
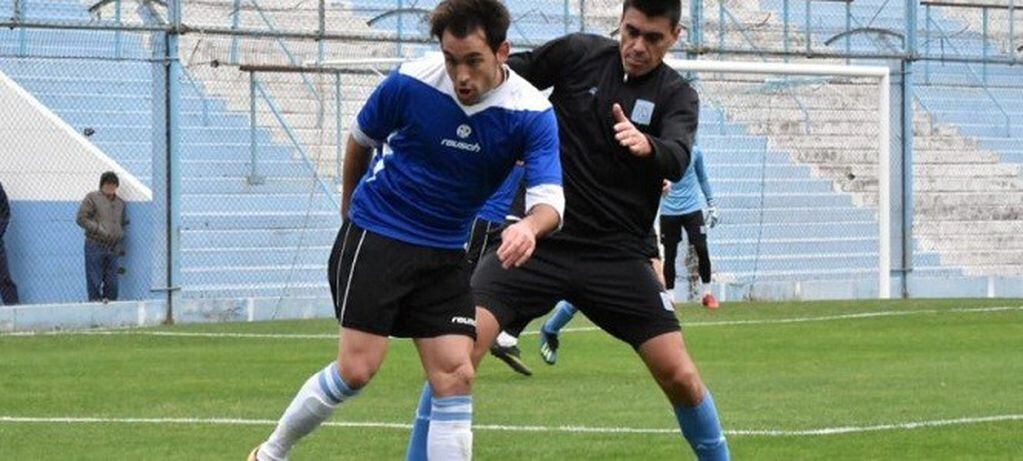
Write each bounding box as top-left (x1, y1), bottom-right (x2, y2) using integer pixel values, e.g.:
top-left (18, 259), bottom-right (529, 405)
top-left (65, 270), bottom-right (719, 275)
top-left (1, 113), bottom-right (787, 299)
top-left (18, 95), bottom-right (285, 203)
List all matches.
top-left (472, 238), bottom-right (679, 348)
top-left (327, 221), bottom-right (476, 339)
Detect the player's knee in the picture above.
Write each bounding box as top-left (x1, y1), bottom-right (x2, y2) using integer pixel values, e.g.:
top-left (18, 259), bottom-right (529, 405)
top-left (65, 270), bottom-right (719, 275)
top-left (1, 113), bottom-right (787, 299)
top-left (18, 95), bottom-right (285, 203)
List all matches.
top-left (659, 365), bottom-right (703, 405)
top-left (337, 361), bottom-right (378, 390)
top-left (430, 361), bottom-right (475, 396)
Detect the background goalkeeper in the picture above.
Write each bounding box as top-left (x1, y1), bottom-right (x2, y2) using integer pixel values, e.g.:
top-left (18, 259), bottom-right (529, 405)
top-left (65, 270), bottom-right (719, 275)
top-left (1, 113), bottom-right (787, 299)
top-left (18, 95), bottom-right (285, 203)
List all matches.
top-left (659, 144), bottom-right (719, 308)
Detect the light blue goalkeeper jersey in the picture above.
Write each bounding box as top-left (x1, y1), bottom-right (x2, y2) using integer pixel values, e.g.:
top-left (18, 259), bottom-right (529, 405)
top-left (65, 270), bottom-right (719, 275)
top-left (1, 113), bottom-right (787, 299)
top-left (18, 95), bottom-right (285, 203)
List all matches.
top-left (349, 55), bottom-right (563, 249)
top-left (659, 145), bottom-right (714, 216)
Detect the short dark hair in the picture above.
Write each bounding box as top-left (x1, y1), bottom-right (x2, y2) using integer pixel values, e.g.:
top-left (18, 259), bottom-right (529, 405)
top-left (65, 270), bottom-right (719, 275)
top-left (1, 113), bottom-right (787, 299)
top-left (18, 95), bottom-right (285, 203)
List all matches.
top-left (623, 0), bottom-right (682, 29)
top-left (100, 171), bottom-right (119, 188)
top-left (430, 0), bottom-right (510, 52)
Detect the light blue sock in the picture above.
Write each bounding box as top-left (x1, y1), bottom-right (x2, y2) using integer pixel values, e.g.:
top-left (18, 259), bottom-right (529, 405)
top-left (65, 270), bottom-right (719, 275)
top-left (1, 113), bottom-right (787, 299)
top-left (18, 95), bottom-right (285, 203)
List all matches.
top-left (428, 395), bottom-right (473, 459)
top-left (542, 300), bottom-right (578, 335)
top-left (674, 391), bottom-right (729, 461)
top-left (405, 382), bottom-right (433, 461)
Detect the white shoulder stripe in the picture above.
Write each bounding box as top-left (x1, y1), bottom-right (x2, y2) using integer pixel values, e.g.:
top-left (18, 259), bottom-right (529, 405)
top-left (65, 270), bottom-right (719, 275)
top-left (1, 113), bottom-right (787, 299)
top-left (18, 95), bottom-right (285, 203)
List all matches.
top-left (398, 54), bottom-right (452, 92)
top-left (496, 70), bottom-right (552, 113)
top-left (398, 55), bottom-right (551, 115)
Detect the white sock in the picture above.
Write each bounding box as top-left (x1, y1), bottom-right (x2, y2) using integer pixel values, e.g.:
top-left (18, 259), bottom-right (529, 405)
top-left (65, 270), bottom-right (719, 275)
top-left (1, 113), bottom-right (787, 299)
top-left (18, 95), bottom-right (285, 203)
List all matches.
top-left (428, 395), bottom-right (473, 460)
top-left (703, 283), bottom-right (713, 295)
top-left (495, 331), bottom-right (518, 348)
top-left (259, 362), bottom-right (359, 461)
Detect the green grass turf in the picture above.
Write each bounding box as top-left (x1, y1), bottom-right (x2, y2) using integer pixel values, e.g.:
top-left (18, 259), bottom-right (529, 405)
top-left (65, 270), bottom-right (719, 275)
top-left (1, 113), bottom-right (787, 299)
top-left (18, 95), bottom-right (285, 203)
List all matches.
top-left (1, 298), bottom-right (1021, 459)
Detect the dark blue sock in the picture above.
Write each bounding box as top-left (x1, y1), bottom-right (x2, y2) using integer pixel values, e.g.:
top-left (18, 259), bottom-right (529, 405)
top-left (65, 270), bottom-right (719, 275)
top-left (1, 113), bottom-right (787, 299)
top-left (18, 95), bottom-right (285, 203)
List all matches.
top-left (405, 382), bottom-right (432, 461)
top-left (674, 391), bottom-right (730, 461)
top-left (542, 300), bottom-right (578, 335)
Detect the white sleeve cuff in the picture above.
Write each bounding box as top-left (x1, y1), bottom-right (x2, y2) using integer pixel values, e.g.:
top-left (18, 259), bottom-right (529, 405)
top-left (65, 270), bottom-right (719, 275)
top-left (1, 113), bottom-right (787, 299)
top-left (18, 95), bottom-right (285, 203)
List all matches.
top-left (349, 121), bottom-right (381, 149)
top-left (525, 183), bottom-right (565, 230)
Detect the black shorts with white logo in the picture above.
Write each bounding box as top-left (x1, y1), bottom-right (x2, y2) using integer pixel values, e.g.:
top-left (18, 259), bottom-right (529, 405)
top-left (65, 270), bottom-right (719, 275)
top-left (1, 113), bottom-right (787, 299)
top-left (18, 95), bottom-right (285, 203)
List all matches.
top-left (472, 238), bottom-right (679, 348)
top-left (328, 221), bottom-right (476, 339)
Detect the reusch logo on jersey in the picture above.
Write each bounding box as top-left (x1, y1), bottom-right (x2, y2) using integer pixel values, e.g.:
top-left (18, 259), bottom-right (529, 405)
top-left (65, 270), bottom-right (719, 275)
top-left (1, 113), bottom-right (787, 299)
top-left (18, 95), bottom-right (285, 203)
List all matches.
top-left (441, 124), bottom-right (482, 153)
top-left (451, 316), bottom-right (476, 327)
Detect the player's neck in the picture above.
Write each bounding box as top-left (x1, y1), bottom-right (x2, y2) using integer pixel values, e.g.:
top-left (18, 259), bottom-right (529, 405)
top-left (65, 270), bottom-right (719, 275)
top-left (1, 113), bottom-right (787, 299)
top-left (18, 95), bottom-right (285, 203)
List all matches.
top-left (473, 65), bottom-right (509, 105)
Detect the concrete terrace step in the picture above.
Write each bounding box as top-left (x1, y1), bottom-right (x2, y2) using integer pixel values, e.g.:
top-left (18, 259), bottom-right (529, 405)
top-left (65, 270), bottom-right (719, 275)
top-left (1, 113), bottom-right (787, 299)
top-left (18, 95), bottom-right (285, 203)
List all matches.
top-left (713, 178), bottom-right (835, 194)
top-left (182, 211), bottom-right (340, 231)
top-left (715, 192), bottom-right (855, 209)
top-left (713, 221), bottom-right (878, 240)
top-left (921, 237), bottom-right (1023, 252)
top-left (914, 204), bottom-right (1023, 220)
top-left (182, 246), bottom-right (334, 267)
top-left (182, 228), bottom-right (339, 248)
top-left (181, 283), bottom-right (330, 300)
top-left (712, 237), bottom-right (878, 256)
top-left (58, 109), bottom-right (248, 129)
top-left (716, 207), bottom-right (876, 224)
top-left (183, 177), bottom-right (337, 194)
top-left (181, 264), bottom-right (325, 285)
top-left (83, 125), bottom-right (275, 144)
top-left (707, 163), bottom-right (812, 178)
top-left (916, 176), bottom-right (1023, 192)
top-left (816, 163), bottom-right (1019, 179)
top-left (182, 160), bottom-right (319, 178)
top-left (916, 220), bottom-right (1023, 235)
top-left (716, 267), bottom-right (879, 282)
top-left (181, 193), bottom-right (338, 213)
top-left (916, 192), bottom-right (1023, 207)
top-left (937, 250), bottom-right (1023, 265)
top-left (961, 265), bottom-right (1023, 276)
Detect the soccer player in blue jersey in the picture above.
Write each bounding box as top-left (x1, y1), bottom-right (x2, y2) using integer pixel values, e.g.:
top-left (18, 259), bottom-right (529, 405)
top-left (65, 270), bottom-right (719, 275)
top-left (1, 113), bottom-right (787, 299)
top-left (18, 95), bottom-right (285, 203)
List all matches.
top-left (247, 0), bottom-right (563, 459)
top-left (660, 144), bottom-right (720, 308)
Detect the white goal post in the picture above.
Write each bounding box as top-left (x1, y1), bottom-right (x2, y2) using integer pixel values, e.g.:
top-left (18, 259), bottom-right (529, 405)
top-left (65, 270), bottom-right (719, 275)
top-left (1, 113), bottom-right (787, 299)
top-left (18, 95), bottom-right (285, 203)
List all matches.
top-left (664, 58), bottom-right (891, 299)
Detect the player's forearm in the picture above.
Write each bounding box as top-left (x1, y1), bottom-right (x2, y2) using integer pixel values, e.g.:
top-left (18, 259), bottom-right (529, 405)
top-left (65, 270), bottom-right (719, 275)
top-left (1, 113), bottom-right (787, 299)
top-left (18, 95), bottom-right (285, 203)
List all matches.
top-left (520, 203), bottom-right (560, 238)
top-left (341, 138), bottom-right (373, 218)
top-left (649, 138), bottom-right (689, 182)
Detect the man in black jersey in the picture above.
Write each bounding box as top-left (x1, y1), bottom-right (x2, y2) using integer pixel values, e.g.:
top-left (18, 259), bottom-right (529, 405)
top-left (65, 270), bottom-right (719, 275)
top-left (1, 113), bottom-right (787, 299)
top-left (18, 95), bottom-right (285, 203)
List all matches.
top-left (470, 0), bottom-right (730, 458)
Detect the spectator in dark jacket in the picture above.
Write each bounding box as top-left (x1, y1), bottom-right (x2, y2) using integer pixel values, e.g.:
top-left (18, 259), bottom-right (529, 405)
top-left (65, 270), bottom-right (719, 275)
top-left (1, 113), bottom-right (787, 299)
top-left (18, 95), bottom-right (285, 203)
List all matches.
top-left (76, 172), bottom-right (126, 302)
top-left (0, 181), bottom-right (19, 305)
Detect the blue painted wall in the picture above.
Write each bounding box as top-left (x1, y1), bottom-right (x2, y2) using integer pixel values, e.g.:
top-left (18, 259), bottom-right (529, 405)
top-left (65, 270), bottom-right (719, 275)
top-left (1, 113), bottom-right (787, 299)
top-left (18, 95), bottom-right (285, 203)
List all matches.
top-left (4, 200), bottom-right (155, 303)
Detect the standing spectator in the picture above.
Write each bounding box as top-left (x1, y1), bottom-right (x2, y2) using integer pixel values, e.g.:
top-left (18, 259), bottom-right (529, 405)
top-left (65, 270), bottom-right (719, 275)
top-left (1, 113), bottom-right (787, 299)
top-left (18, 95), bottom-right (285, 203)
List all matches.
top-left (0, 181), bottom-right (19, 305)
top-left (76, 172), bottom-right (126, 302)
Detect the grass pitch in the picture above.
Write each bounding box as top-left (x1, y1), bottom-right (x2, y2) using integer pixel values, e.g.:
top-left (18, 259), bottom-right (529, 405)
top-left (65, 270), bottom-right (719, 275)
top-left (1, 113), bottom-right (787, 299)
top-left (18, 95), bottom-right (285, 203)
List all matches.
top-left (2, 298), bottom-right (1021, 459)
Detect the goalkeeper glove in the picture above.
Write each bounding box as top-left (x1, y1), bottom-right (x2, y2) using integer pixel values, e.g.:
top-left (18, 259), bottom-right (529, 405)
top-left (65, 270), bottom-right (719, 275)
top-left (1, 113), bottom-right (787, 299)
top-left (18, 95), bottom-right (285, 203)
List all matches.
top-left (706, 206), bottom-right (720, 229)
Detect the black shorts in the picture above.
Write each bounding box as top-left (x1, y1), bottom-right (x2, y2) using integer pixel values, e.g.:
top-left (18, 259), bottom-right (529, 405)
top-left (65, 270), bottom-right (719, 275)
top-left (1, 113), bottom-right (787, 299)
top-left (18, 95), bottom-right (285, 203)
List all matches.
top-left (327, 221), bottom-right (476, 339)
top-left (472, 239), bottom-right (679, 348)
top-left (465, 217), bottom-right (505, 273)
top-left (660, 211), bottom-right (706, 248)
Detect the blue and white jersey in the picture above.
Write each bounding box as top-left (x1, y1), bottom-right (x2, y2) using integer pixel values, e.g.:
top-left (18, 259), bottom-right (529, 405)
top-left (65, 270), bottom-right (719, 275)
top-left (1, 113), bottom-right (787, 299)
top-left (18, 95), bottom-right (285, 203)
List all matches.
top-left (660, 145), bottom-right (714, 216)
top-left (477, 165), bottom-right (525, 223)
top-left (349, 55), bottom-right (564, 249)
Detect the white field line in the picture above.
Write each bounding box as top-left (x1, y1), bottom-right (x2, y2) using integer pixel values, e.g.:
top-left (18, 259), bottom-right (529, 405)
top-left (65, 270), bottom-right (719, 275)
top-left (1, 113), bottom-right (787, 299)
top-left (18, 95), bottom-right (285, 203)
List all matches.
top-left (0, 414), bottom-right (1021, 437)
top-left (3, 305), bottom-right (1020, 340)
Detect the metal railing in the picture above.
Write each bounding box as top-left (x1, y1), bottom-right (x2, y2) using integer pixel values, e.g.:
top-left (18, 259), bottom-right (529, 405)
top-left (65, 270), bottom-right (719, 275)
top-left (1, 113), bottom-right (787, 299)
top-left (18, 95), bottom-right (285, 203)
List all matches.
top-left (242, 66), bottom-right (340, 210)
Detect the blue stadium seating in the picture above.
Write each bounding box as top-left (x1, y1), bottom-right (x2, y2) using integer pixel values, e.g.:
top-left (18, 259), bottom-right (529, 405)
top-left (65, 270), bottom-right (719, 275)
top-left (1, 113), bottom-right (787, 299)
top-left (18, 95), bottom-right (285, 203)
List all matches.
top-left (4, 0), bottom-right (1002, 300)
top-left (0, 0), bottom-right (340, 300)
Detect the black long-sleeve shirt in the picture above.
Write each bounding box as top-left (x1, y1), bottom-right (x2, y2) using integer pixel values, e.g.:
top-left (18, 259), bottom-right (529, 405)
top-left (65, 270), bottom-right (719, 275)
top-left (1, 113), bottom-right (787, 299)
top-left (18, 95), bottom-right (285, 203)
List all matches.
top-left (508, 33), bottom-right (699, 257)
